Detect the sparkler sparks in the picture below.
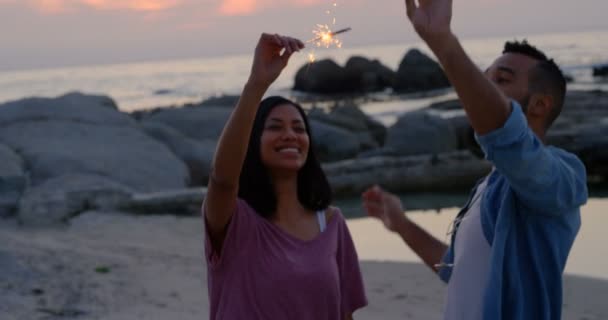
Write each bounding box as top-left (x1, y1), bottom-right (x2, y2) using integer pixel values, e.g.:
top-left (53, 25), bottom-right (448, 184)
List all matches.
top-left (306, 2), bottom-right (350, 64)
top-left (309, 26), bottom-right (351, 48)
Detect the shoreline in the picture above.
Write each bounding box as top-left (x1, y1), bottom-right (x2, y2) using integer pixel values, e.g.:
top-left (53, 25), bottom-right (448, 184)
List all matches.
top-left (349, 198), bottom-right (608, 281)
top-left (1, 200), bottom-right (606, 319)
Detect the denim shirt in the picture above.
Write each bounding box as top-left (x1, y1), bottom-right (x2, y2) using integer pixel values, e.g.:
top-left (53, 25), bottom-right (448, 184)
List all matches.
top-left (438, 102), bottom-right (588, 320)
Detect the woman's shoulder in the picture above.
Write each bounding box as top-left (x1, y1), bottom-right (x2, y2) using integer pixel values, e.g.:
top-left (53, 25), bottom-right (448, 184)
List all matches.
top-left (325, 205), bottom-right (346, 224)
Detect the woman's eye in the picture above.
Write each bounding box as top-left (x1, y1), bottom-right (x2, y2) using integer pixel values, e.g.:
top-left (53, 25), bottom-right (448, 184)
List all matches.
top-left (266, 125), bottom-right (282, 131)
top-left (294, 127), bottom-right (306, 133)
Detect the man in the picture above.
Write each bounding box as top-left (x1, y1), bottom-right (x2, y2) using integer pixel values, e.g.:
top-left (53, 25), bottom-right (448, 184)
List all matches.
top-left (362, 1), bottom-right (588, 319)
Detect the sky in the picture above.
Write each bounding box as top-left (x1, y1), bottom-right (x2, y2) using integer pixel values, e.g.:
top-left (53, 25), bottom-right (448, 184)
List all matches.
top-left (0, 0), bottom-right (607, 71)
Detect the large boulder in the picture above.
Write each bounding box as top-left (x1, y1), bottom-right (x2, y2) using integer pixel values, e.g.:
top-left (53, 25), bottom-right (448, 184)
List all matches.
top-left (141, 106), bottom-right (232, 142)
top-left (383, 110), bottom-right (459, 156)
top-left (427, 99), bottom-right (482, 157)
top-left (18, 174), bottom-right (134, 226)
top-left (0, 92), bottom-right (127, 125)
top-left (293, 59), bottom-right (349, 94)
top-left (592, 64), bottom-right (608, 77)
top-left (199, 95), bottom-right (240, 107)
top-left (308, 104), bottom-right (386, 151)
top-left (0, 144), bottom-right (26, 218)
top-left (330, 104), bottom-right (387, 146)
top-left (393, 49), bottom-right (450, 93)
top-left (0, 93), bottom-right (190, 192)
top-left (309, 120), bottom-right (361, 162)
top-left (141, 121), bottom-right (216, 186)
top-left (547, 120), bottom-right (608, 178)
top-left (324, 151), bottom-right (492, 196)
top-left (343, 56), bottom-right (395, 93)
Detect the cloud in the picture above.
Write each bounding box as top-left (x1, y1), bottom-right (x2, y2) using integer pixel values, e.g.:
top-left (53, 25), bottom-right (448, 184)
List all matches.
top-left (218, 0), bottom-right (325, 16)
top-left (81, 0), bottom-right (181, 11)
top-left (0, 0), bottom-right (184, 13)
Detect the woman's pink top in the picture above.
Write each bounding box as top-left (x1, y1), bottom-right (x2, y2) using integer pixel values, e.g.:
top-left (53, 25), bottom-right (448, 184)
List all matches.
top-left (204, 199), bottom-right (367, 319)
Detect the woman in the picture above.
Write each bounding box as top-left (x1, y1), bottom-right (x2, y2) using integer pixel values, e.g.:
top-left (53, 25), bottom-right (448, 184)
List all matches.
top-left (203, 33), bottom-right (367, 319)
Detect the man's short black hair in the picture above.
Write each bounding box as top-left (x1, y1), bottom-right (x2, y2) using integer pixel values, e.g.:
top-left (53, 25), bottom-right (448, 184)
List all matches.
top-left (503, 40), bottom-right (566, 129)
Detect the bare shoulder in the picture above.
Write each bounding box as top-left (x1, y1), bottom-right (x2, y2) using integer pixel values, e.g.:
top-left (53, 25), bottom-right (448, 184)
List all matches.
top-left (325, 206), bottom-right (343, 223)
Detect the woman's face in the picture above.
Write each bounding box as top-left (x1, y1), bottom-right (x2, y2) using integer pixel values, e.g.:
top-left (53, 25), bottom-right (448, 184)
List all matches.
top-left (260, 104), bottom-right (310, 173)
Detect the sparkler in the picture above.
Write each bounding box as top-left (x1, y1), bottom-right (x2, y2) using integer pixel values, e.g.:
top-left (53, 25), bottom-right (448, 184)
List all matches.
top-left (308, 26), bottom-right (352, 47)
top-left (306, 2), bottom-right (350, 64)
top-left (307, 26), bottom-right (351, 63)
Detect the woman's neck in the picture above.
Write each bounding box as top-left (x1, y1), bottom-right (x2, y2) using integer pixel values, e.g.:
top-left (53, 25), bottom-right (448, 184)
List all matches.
top-left (271, 174), bottom-right (308, 222)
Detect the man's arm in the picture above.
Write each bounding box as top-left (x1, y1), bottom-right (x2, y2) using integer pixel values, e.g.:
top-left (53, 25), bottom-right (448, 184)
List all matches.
top-left (362, 186), bottom-right (447, 273)
top-left (404, 0), bottom-right (510, 135)
top-left (402, 0), bottom-right (587, 212)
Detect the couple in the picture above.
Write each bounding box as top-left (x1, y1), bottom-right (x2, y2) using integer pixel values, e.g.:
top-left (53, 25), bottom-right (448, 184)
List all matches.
top-left (202, 0), bottom-right (588, 319)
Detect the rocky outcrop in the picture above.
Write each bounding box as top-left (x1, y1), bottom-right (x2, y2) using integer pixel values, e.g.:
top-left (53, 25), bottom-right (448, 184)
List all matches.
top-left (393, 49), bottom-right (450, 93)
top-left (0, 144), bottom-right (26, 217)
top-left (307, 103), bottom-right (387, 161)
top-left (324, 151), bottom-right (492, 196)
top-left (140, 106), bottom-right (231, 142)
top-left (294, 59), bottom-right (348, 94)
top-left (141, 121), bottom-right (216, 186)
top-left (309, 120), bottom-right (361, 162)
top-left (294, 57), bottom-right (395, 94)
top-left (379, 110), bottom-right (459, 157)
top-left (18, 174), bottom-right (134, 226)
top-left (343, 56), bottom-right (396, 93)
top-left (593, 64), bottom-right (608, 77)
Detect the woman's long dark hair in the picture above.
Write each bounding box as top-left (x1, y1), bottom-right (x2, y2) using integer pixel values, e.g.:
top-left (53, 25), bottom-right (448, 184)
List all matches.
top-left (238, 96), bottom-right (332, 218)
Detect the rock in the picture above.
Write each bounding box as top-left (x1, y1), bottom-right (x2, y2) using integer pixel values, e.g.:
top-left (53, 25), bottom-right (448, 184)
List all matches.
top-left (0, 176), bottom-right (26, 218)
top-left (116, 188), bottom-right (206, 215)
top-left (154, 89), bottom-right (173, 95)
top-left (393, 49), bottom-right (450, 93)
top-left (562, 90), bottom-right (608, 117)
top-left (593, 64), bottom-right (608, 77)
top-left (547, 121), bottom-right (608, 178)
top-left (0, 93), bottom-right (190, 191)
top-left (199, 95), bottom-right (240, 107)
top-left (308, 104), bottom-right (386, 150)
top-left (0, 121), bottom-right (190, 192)
top-left (0, 143), bottom-right (23, 177)
top-left (445, 114), bottom-right (483, 158)
top-left (141, 121), bottom-right (216, 186)
top-left (141, 106), bottom-right (232, 142)
top-left (343, 56), bottom-right (396, 93)
top-left (0, 92), bottom-right (127, 126)
top-left (323, 151), bottom-right (492, 196)
top-left (309, 120), bottom-right (361, 162)
top-left (330, 104), bottom-right (387, 146)
top-left (18, 174), bottom-right (134, 226)
top-left (0, 144), bottom-right (26, 218)
top-left (293, 59), bottom-right (348, 94)
top-left (383, 110), bottom-right (458, 156)
top-left (428, 98), bottom-right (462, 111)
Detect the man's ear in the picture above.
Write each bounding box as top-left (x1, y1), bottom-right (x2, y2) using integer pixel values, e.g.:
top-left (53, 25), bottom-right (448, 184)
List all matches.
top-left (527, 93), bottom-right (553, 118)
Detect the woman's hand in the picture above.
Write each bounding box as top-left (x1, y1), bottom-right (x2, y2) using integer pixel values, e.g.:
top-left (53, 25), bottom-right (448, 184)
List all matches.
top-left (248, 33), bottom-right (305, 89)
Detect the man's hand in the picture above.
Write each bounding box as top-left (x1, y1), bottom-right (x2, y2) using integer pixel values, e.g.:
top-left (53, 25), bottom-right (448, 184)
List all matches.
top-left (248, 33), bottom-right (304, 89)
top-left (362, 185), bottom-right (408, 233)
top-left (404, 0), bottom-right (453, 46)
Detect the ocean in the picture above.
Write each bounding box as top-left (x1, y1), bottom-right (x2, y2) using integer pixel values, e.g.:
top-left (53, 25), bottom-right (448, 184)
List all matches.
top-left (1, 29), bottom-right (607, 126)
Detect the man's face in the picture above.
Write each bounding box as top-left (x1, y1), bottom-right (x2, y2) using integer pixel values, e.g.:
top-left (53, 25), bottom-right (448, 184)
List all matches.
top-left (485, 53), bottom-right (539, 110)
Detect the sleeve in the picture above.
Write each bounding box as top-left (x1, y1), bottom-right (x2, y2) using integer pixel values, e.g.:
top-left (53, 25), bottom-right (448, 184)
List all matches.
top-left (437, 246), bottom-right (454, 283)
top-left (475, 101), bottom-right (588, 214)
top-left (203, 198), bottom-right (258, 269)
top-left (336, 213), bottom-right (368, 316)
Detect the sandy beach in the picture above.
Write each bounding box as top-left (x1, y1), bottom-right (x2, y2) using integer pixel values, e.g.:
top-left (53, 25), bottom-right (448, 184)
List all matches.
top-left (1, 200), bottom-right (607, 320)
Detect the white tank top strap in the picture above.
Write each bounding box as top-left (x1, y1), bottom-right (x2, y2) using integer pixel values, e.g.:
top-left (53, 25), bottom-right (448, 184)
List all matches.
top-left (316, 210), bottom-right (327, 233)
